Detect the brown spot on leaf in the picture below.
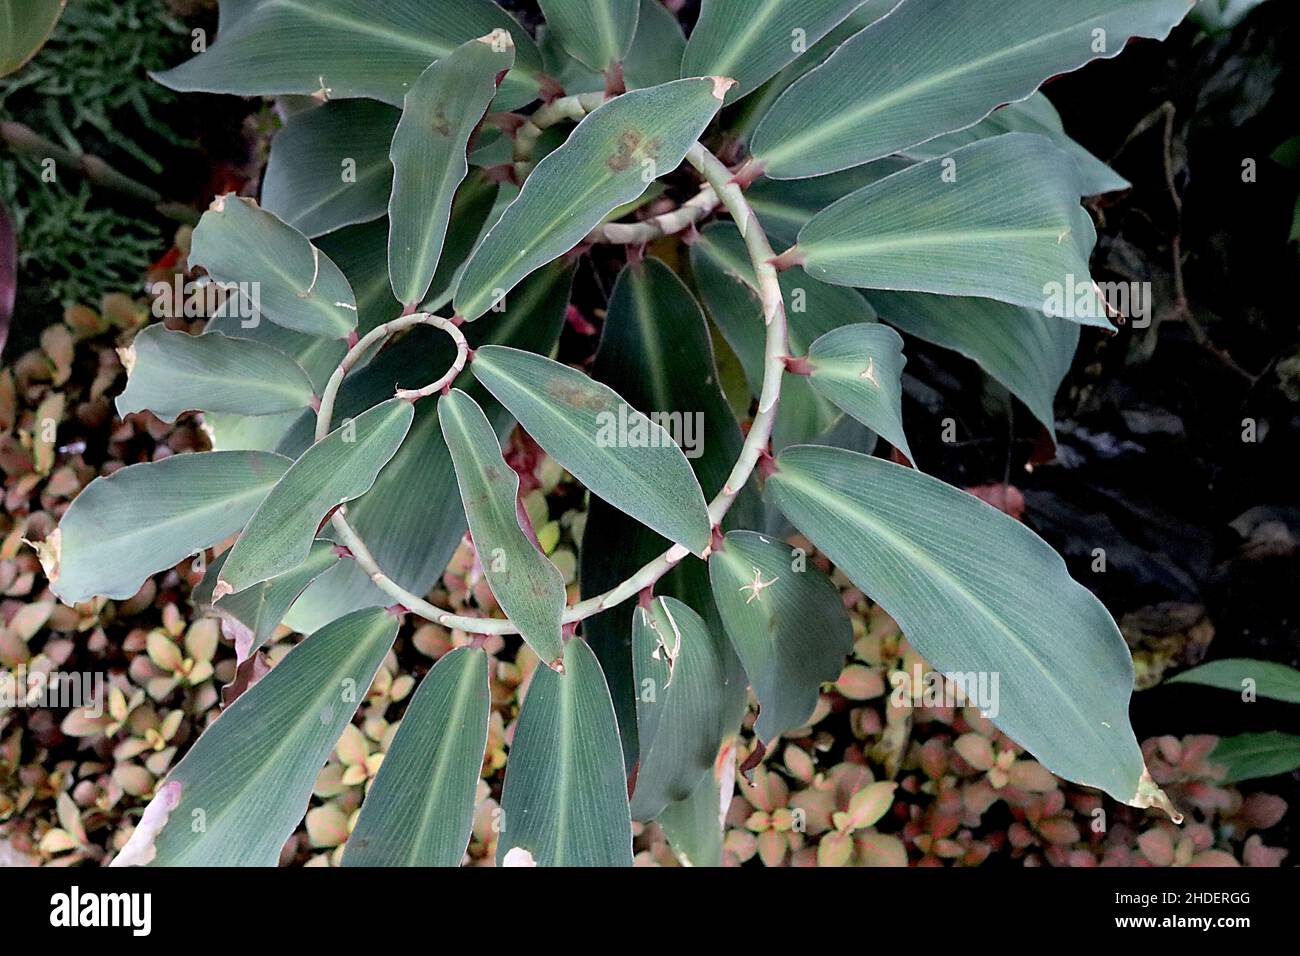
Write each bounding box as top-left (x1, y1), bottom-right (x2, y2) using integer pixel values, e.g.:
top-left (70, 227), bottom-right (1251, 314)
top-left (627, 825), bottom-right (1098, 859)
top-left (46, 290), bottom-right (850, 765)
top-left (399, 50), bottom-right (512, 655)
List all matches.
top-left (606, 130), bottom-right (661, 173)
top-left (545, 378), bottom-right (607, 412)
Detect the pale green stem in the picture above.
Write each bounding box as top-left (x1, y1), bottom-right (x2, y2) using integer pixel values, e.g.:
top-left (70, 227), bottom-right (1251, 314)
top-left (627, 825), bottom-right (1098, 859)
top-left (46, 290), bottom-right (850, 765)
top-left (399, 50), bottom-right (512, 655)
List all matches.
top-left (313, 144), bottom-right (789, 635)
top-left (511, 91), bottom-right (607, 178)
top-left (314, 312), bottom-right (467, 443)
top-left (585, 184), bottom-right (718, 245)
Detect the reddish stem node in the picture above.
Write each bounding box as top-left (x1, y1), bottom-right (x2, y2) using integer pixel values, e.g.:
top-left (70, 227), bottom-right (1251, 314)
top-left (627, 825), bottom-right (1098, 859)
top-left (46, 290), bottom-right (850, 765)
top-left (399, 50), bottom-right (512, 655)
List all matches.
top-left (783, 354), bottom-right (815, 376)
top-left (768, 245), bottom-right (805, 272)
top-left (637, 584), bottom-right (655, 609)
top-left (537, 73), bottom-right (566, 103)
top-left (729, 159), bottom-right (766, 189)
top-left (603, 62), bottom-right (626, 97)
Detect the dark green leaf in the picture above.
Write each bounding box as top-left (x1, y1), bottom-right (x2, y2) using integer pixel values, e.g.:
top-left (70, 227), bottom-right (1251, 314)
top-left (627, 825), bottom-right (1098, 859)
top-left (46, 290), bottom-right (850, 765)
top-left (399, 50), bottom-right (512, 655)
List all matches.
top-left (631, 597), bottom-right (747, 820)
top-left (768, 445), bottom-right (1154, 805)
top-left (1168, 659), bottom-right (1300, 704)
top-left (122, 608), bottom-right (397, 866)
top-left (681, 0), bottom-right (866, 103)
top-left (116, 325), bottom-right (315, 423)
top-left (1211, 732), bottom-right (1300, 784)
top-left (538, 0), bottom-right (638, 72)
top-left (317, 218), bottom-right (403, 335)
top-left (540, 0), bottom-right (686, 92)
top-left (497, 639), bottom-right (633, 866)
top-left (580, 259), bottom-right (752, 767)
top-left (751, 0), bottom-right (1195, 178)
top-left (218, 398), bottom-right (414, 596)
top-left (903, 95), bottom-right (1130, 196)
top-left (388, 33), bottom-right (514, 308)
top-left (189, 195), bottom-right (357, 338)
top-left (745, 159), bottom-right (913, 248)
top-left (796, 134), bottom-right (1108, 324)
top-left (657, 768), bottom-right (729, 867)
top-left (454, 77), bottom-right (728, 320)
top-left (192, 542), bottom-right (340, 662)
top-left (261, 100), bottom-right (398, 237)
top-left (199, 315), bottom-right (347, 454)
top-left (282, 264), bottom-right (572, 635)
top-left (344, 647), bottom-right (490, 866)
top-left (806, 323), bottom-right (914, 463)
top-left (868, 290), bottom-right (1078, 442)
top-left (688, 221), bottom-right (877, 451)
top-left (708, 530), bottom-right (853, 742)
top-left (153, 0), bottom-right (545, 111)
top-left (472, 345), bottom-right (712, 555)
top-left (42, 452), bottom-right (290, 605)
top-left (440, 388), bottom-right (565, 667)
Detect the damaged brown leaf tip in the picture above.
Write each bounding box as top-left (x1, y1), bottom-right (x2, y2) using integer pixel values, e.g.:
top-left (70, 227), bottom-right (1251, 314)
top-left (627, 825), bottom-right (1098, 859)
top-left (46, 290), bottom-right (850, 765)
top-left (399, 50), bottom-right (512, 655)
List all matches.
top-left (110, 780), bottom-right (182, 867)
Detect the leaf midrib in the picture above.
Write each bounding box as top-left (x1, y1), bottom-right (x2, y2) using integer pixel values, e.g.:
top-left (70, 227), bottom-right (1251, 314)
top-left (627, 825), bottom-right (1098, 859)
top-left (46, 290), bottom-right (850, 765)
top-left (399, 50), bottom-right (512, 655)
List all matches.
top-left (696, 0), bottom-right (783, 78)
top-left (459, 83), bottom-right (710, 317)
top-left (170, 615), bottom-right (389, 864)
top-left (409, 650), bottom-right (482, 865)
top-left (773, 460), bottom-right (1110, 760)
top-left (806, 227), bottom-right (1068, 259)
top-left (79, 462), bottom-right (284, 557)
top-left (255, 0), bottom-right (540, 79)
top-left (761, 7), bottom-right (1142, 164)
top-left (476, 350), bottom-right (702, 547)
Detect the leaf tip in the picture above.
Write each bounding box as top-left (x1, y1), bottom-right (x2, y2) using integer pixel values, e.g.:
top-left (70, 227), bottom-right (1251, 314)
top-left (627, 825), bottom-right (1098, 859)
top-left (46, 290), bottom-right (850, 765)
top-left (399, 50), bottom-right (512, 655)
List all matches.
top-left (115, 343), bottom-right (136, 375)
top-left (26, 528), bottom-right (61, 587)
top-left (478, 28), bottom-right (513, 49)
top-left (501, 846), bottom-right (537, 867)
top-left (110, 780), bottom-right (182, 867)
top-left (707, 76), bottom-right (737, 102)
top-left (1128, 768), bottom-right (1184, 824)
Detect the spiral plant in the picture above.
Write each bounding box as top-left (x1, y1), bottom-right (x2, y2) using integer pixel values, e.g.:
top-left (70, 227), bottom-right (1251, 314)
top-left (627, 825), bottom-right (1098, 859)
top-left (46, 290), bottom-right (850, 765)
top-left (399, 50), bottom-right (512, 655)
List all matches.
top-left (31, 0), bottom-right (1196, 866)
